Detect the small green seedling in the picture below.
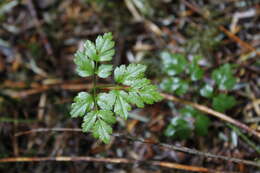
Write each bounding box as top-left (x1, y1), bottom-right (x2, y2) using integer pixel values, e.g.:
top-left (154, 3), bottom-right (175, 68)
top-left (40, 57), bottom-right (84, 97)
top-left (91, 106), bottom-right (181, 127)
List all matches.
top-left (160, 51), bottom-right (237, 139)
top-left (70, 33), bottom-right (162, 143)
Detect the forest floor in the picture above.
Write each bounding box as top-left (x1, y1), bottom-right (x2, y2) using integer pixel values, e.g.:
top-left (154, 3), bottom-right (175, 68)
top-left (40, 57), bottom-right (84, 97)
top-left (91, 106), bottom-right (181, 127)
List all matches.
top-left (0, 0), bottom-right (259, 172)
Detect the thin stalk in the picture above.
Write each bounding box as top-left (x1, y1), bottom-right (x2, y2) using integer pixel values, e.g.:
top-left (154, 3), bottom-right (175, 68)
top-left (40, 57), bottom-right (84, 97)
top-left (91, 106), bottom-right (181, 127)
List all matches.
top-left (93, 61), bottom-right (98, 110)
top-left (96, 84), bottom-right (130, 91)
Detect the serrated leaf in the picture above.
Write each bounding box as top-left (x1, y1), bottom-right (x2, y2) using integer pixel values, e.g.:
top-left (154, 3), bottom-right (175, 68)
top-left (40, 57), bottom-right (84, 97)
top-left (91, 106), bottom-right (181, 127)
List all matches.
top-left (124, 78), bottom-right (162, 106)
top-left (127, 91), bottom-right (144, 108)
top-left (82, 110), bottom-right (115, 143)
top-left (114, 64), bottom-right (146, 85)
top-left (82, 111), bottom-right (97, 132)
top-left (160, 51), bottom-right (188, 76)
top-left (138, 85), bottom-right (163, 104)
top-left (200, 84), bottom-right (213, 98)
top-left (131, 78), bottom-right (150, 89)
top-left (97, 64), bottom-right (113, 78)
top-left (212, 94), bottom-right (236, 112)
top-left (124, 64), bottom-right (146, 81)
top-left (119, 77), bottom-right (162, 107)
top-left (70, 92), bottom-right (94, 118)
top-left (111, 90), bottom-right (131, 119)
top-left (93, 119), bottom-right (112, 144)
top-left (194, 114), bottom-right (210, 136)
top-left (84, 40), bottom-right (98, 61)
top-left (97, 92), bottom-right (116, 110)
top-left (74, 51), bottom-right (94, 77)
top-left (95, 32), bottom-right (115, 61)
top-left (212, 64), bottom-right (236, 90)
top-left (98, 110), bottom-right (116, 124)
top-left (114, 65), bottom-right (126, 83)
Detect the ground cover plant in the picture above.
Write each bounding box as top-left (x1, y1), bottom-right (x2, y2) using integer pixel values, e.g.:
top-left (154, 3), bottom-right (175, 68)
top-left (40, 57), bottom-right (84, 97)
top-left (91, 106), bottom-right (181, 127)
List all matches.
top-left (70, 33), bottom-right (162, 143)
top-left (160, 52), bottom-right (237, 139)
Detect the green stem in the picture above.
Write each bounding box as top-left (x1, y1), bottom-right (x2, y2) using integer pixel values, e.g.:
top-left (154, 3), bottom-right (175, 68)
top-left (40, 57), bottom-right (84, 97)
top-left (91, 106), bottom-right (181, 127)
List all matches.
top-left (93, 61), bottom-right (98, 110)
top-left (96, 84), bottom-right (130, 90)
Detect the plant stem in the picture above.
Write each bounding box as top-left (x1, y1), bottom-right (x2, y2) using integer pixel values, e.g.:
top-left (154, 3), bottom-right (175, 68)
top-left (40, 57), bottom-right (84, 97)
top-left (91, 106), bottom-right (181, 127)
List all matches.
top-left (96, 84), bottom-right (130, 91)
top-left (93, 61), bottom-right (98, 110)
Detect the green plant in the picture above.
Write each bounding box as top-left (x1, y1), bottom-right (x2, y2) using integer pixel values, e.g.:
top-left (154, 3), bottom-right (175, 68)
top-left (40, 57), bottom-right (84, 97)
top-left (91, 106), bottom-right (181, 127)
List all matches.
top-left (160, 51), bottom-right (237, 139)
top-left (165, 106), bottom-right (210, 139)
top-left (70, 33), bottom-right (162, 143)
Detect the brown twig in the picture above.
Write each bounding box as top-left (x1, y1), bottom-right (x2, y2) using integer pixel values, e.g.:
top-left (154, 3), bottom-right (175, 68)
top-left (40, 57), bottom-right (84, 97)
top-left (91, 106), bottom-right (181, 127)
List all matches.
top-left (219, 26), bottom-right (260, 56)
top-left (2, 82), bottom-right (93, 98)
top-left (14, 128), bottom-right (260, 168)
top-left (161, 93), bottom-right (260, 140)
top-left (0, 156), bottom-right (216, 172)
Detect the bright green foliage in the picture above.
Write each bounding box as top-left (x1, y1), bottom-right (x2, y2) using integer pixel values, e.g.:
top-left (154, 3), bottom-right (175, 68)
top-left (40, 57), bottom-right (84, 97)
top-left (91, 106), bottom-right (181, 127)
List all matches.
top-left (134, 84), bottom-right (162, 104)
top-left (92, 118), bottom-right (113, 144)
top-left (212, 64), bottom-right (236, 90)
top-left (165, 106), bottom-right (210, 139)
top-left (160, 51), bottom-right (237, 140)
top-left (82, 110), bottom-right (115, 143)
top-left (97, 92), bottom-right (115, 110)
top-left (212, 94), bottom-right (236, 112)
top-left (84, 40), bottom-right (97, 60)
top-left (159, 52), bottom-right (194, 96)
top-left (111, 90), bottom-right (131, 119)
top-left (70, 33), bottom-right (162, 143)
top-left (95, 33), bottom-right (115, 61)
top-left (127, 91), bottom-right (145, 108)
top-left (70, 92), bottom-right (94, 118)
top-left (82, 111), bottom-right (97, 132)
top-left (74, 51), bottom-right (94, 77)
top-left (161, 51), bottom-right (188, 76)
top-left (112, 64), bottom-right (162, 118)
top-left (114, 64), bottom-right (146, 85)
top-left (97, 64), bottom-right (113, 78)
